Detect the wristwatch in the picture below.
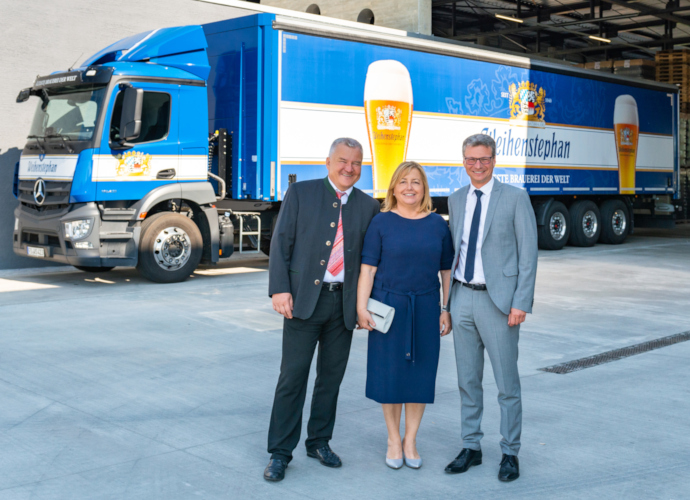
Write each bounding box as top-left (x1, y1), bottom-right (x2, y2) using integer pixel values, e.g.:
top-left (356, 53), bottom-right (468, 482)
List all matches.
top-left (441, 303), bottom-right (450, 313)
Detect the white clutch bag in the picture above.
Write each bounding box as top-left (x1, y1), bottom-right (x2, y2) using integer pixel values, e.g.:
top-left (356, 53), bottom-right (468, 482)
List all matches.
top-left (366, 298), bottom-right (395, 334)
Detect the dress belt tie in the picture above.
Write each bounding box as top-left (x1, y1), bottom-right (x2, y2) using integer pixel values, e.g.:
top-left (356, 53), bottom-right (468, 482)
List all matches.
top-left (373, 281), bottom-right (438, 363)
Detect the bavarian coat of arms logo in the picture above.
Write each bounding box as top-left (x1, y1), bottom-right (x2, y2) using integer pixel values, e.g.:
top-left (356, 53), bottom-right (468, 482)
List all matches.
top-left (509, 81), bottom-right (546, 127)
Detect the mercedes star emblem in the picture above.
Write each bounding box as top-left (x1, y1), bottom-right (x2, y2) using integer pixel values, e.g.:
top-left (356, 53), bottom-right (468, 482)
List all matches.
top-left (33, 178), bottom-right (46, 206)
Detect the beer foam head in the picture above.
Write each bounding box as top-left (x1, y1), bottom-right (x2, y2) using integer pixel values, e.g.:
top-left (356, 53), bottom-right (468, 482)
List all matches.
top-left (364, 60), bottom-right (413, 103)
top-left (614, 94), bottom-right (638, 125)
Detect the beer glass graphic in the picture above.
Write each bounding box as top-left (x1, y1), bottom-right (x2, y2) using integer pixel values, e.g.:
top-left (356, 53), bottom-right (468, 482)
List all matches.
top-left (613, 95), bottom-right (639, 195)
top-left (364, 60), bottom-right (413, 197)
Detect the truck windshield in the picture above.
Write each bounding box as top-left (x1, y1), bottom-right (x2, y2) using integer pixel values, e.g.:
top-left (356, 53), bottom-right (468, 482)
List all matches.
top-left (28, 86), bottom-right (107, 142)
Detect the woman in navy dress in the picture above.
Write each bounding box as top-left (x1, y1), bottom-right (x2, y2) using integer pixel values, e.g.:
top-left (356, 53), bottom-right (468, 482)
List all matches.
top-left (357, 161), bottom-right (453, 470)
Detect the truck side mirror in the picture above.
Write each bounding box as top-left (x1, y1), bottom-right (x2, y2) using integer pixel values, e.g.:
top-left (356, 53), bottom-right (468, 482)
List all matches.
top-left (16, 88), bottom-right (31, 103)
top-left (119, 87), bottom-right (144, 145)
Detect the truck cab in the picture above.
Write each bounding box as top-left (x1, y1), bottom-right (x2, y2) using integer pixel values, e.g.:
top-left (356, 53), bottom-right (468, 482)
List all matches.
top-left (13, 26), bottom-right (231, 282)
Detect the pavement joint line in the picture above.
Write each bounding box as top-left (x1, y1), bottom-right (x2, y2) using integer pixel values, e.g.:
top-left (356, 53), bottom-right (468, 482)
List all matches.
top-left (0, 373), bottom-right (184, 455)
top-left (0, 277), bottom-right (268, 308)
top-left (0, 448), bottom-right (184, 494)
top-left (538, 330), bottom-right (690, 374)
top-left (537, 240), bottom-right (690, 260)
top-left (179, 446), bottom-right (318, 500)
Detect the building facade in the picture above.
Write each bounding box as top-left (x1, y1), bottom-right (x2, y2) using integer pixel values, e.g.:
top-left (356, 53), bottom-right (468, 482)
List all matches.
top-left (260, 0), bottom-right (432, 34)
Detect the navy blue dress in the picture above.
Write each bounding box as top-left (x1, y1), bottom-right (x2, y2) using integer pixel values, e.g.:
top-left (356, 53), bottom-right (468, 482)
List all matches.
top-left (361, 211), bottom-right (454, 404)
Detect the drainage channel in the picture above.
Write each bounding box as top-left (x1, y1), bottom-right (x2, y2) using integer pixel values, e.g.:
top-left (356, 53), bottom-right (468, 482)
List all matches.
top-left (539, 330), bottom-right (690, 374)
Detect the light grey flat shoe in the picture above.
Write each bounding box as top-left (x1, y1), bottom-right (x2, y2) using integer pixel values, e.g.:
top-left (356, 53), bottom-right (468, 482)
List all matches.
top-left (386, 457), bottom-right (403, 469)
top-left (403, 454), bottom-right (422, 469)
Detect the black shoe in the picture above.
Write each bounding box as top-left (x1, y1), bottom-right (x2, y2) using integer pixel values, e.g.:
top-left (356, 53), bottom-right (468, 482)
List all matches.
top-left (498, 454), bottom-right (519, 482)
top-left (445, 448), bottom-right (482, 474)
top-left (264, 459), bottom-right (288, 482)
top-left (307, 444), bottom-right (342, 468)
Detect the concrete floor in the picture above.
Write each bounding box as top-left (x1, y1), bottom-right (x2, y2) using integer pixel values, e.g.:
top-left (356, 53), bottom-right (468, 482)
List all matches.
top-left (0, 227), bottom-right (689, 499)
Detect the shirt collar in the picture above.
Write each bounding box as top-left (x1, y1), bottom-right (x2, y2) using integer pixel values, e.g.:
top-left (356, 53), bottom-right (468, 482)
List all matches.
top-left (471, 177), bottom-right (494, 197)
top-left (327, 176), bottom-right (353, 197)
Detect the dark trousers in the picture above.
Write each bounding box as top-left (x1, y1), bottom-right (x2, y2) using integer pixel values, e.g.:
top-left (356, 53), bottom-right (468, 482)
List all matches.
top-left (267, 288), bottom-right (353, 463)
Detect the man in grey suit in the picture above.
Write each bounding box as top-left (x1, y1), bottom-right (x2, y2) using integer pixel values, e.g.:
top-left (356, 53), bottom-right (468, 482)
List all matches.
top-left (264, 138), bottom-right (380, 482)
top-left (443, 133), bottom-right (538, 482)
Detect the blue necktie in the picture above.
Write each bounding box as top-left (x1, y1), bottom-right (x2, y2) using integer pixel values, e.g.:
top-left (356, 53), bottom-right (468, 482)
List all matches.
top-left (464, 189), bottom-right (483, 283)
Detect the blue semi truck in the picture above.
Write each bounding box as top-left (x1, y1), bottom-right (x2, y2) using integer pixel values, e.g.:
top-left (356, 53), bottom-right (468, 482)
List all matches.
top-left (14, 10), bottom-right (680, 282)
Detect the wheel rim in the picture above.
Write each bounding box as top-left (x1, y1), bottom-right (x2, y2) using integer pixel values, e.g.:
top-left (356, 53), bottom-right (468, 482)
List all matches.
top-left (611, 209), bottom-right (627, 236)
top-left (549, 212), bottom-right (567, 240)
top-left (582, 210), bottom-right (598, 238)
top-left (153, 226), bottom-right (192, 271)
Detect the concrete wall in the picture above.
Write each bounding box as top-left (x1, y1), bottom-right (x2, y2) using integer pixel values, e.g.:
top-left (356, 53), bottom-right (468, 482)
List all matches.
top-left (0, 0), bottom-right (248, 270)
top-left (261, 0), bottom-right (432, 34)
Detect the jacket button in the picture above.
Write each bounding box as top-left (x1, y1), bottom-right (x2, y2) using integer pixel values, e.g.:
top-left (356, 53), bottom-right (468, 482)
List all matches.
top-left (330, 222), bottom-right (336, 227)
top-left (333, 202), bottom-right (338, 208)
top-left (315, 280), bottom-right (320, 285)
top-left (326, 241), bottom-right (331, 246)
top-left (320, 260), bottom-right (325, 265)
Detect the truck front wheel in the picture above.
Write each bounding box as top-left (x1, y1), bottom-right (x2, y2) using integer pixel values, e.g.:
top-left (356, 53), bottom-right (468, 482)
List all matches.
top-left (137, 212), bottom-right (203, 283)
top-left (598, 199), bottom-right (629, 244)
top-left (537, 201), bottom-right (570, 250)
top-left (569, 200), bottom-right (601, 247)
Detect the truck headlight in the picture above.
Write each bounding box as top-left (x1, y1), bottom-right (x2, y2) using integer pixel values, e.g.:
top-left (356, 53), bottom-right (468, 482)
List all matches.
top-left (64, 219), bottom-right (93, 240)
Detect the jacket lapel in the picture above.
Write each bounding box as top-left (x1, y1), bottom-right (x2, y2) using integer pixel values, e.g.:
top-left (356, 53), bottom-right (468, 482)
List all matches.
top-left (454, 186), bottom-right (469, 244)
top-left (451, 186), bottom-right (469, 274)
top-left (482, 179), bottom-right (503, 241)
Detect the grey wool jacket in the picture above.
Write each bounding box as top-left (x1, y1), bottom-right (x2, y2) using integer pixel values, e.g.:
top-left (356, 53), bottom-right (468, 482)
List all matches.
top-left (268, 177), bottom-right (380, 330)
top-left (448, 179), bottom-right (538, 315)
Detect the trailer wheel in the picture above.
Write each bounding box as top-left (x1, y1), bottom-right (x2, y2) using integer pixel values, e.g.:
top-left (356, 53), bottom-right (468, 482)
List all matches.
top-left (599, 199), bottom-right (629, 244)
top-left (537, 201), bottom-right (570, 250)
top-left (569, 200), bottom-right (601, 247)
top-left (137, 212), bottom-right (203, 283)
top-left (74, 266), bottom-right (115, 273)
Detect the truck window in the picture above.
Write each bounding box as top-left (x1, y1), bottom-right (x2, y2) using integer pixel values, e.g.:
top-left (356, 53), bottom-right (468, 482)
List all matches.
top-left (28, 86), bottom-right (106, 141)
top-left (110, 91), bottom-right (171, 144)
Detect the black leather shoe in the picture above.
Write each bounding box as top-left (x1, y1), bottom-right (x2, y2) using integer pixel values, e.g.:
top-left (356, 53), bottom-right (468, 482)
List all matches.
top-left (498, 454), bottom-right (519, 482)
top-left (445, 448), bottom-right (482, 474)
top-left (307, 445), bottom-right (342, 468)
top-left (264, 459), bottom-right (288, 482)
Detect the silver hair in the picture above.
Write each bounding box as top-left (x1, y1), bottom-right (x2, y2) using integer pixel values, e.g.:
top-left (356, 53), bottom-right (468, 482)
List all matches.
top-left (462, 133), bottom-right (496, 157)
top-left (329, 137), bottom-right (364, 157)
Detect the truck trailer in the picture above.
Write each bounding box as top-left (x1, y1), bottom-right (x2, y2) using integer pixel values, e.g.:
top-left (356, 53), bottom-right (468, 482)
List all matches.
top-left (13, 8), bottom-right (680, 282)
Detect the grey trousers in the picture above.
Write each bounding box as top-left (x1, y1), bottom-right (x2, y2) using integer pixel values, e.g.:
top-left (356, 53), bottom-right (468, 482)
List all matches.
top-left (450, 282), bottom-right (522, 455)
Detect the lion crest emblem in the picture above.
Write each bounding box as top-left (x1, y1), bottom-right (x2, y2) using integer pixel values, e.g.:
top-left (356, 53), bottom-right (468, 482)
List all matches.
top-left (509, 81), bottom-right (546, 127)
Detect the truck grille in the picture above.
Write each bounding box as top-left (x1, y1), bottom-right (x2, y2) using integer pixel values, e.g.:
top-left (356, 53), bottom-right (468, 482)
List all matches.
top-left (18, 180), bottom-right (71, 213)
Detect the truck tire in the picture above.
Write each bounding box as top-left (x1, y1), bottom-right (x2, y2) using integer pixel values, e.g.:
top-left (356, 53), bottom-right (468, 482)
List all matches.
top-left (537, 201), bottom-right (570, 250)
top-left (599, 199), bottom-right (630, 244)
top-left (137, 212), bottom-right (203, 283)
top-left (568, 200), bottom-right (601, 247)
top-left (74, 266), bottom-right (115, 273)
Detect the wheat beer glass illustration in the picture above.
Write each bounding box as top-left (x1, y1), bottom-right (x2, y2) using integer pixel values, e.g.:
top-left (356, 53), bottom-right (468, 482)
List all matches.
top-left (364, 60), bottom-right (413, 197)
top-left (613, 95), bottom-right (639, 195)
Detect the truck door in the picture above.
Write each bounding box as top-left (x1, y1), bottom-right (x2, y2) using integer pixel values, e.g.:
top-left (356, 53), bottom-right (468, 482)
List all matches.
top-left (94, 82), bottom-right (179, 201)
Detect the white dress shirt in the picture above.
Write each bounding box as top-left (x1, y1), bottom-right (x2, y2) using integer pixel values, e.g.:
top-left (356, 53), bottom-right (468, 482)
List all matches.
top-left (454, 177), bottom-right (494, 285)
top-left (323, 177), bottom-right (353, 283)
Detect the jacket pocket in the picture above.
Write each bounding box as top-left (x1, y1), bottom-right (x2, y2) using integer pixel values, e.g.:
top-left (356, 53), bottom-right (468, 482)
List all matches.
top-left (503, 266), bottom-right (518, 277)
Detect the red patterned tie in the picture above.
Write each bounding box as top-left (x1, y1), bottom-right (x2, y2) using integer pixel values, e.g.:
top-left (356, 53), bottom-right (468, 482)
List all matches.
top-left (327, 191), bottom-right (345, 277)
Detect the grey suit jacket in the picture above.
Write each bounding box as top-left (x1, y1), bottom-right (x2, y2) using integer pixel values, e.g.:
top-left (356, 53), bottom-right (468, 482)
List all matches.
top-left (448, 179), bottom-right (538, 315)
top-left (268, 177), bottom-right (380, 330)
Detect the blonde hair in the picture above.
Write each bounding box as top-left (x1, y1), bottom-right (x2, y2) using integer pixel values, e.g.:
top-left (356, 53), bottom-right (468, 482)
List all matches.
top-left (381, 161), bottom-right (433, 214)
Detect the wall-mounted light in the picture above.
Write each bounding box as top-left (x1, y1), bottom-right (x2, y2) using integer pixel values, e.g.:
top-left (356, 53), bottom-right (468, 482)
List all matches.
top-left (495, 14), bottom-right (524, 24)
top-left (589, 35), bottom-right (612, 43)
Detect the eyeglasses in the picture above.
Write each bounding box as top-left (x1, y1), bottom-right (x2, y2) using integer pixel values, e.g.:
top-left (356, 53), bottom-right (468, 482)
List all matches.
top-left (464, 157), bottom-right (494, 166)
